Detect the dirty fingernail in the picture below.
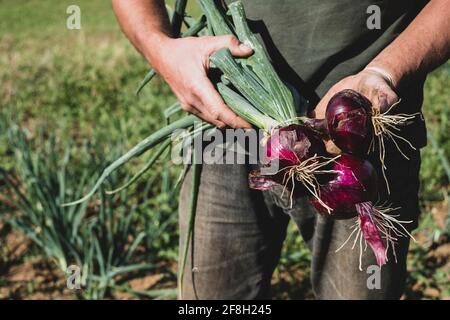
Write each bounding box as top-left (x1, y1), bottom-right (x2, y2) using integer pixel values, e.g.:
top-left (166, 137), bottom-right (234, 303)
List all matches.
top-left (239, 43), bottom-right (252, 51)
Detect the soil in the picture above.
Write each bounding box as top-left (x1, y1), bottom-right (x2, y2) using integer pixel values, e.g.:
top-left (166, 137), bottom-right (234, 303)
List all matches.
top-left (0, 199), bottom-right (448, 300)
top-left (0, 223), bottom-right (72, 299)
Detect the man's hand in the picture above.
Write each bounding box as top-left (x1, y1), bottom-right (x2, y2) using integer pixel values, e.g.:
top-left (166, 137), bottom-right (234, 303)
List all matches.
top-left (112, 0), bottom-right (253, 129)
top-left (312, 68), bottom-right (399, 120)
top-left (311, 68), bottom-right (399, 155)
top-left (149, 35), bottom-right (253, 128)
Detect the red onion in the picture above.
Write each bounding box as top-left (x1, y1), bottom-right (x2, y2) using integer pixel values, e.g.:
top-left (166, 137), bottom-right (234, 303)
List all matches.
top-left (265, 124), bottom-right (326, 165)
top-left (325, 89), bottom-right (373, 155)
top-left (324, 89), bottom-right (420, 194)
top-left (310, 154), bottom-right (387, 266)
top-left (309, 154), bottom-right (387, 265)
top-left (249, 124), bottom-right (331, 200)
top-left (310, 154), bottom-right (377, 219)
top-left (310, 154), bottom-right (414, 267)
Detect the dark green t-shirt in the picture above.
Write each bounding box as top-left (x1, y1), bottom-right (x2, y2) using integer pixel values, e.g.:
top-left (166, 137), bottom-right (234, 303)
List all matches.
top-left (223, 0), bottom-right (428, 147)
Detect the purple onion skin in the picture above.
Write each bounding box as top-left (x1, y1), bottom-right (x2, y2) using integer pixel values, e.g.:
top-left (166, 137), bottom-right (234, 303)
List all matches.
top-left (266, 124), bottom-right (326, 166)
top-left (357, 203), bottom-right (387, 266)
top-left (326, 89), bottom-right (373, 155)
top-left (303, 118), bottom-right (330, 139)
top-left (311, 154), bottom-right (378, 219)
top-left (249, 124), bottom-right (327, 196)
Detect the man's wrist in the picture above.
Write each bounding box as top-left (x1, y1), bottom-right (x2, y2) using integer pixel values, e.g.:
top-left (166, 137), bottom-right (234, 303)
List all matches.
top-left (365, 57), bottom-right (410, 89)
top-left (362, 66), bottom-right (397, 88)
top-left (140, 31), bottom-right (173, 69)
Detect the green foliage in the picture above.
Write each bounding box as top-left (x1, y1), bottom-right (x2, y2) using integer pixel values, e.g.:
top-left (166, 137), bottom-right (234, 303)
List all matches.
top-left (420, 64), bottom-right (450, 194)
top-left (2, 125), bottom-right (179, 299)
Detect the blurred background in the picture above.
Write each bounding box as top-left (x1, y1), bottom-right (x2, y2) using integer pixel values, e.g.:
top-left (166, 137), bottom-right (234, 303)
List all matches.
top-left (0, 0), bottom-right (448, 299)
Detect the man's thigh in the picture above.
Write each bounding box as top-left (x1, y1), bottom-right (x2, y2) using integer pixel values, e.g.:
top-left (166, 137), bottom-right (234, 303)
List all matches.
top-left (179, 163), bottom-right (289, 299)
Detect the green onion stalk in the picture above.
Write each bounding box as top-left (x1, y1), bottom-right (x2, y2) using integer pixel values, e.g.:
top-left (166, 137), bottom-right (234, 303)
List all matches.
top-left (63, 0), bottom-right (307, 206)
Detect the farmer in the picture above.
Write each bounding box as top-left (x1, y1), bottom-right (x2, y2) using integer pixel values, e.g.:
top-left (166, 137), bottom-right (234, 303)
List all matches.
top-left (112, 0), bottom-right (450, 299)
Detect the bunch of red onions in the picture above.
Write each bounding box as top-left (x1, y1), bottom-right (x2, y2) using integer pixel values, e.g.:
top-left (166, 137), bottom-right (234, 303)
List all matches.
top-left (249, 89), bottom-right (415, 268)
top-left (316, 89), bottom-right (419, 193)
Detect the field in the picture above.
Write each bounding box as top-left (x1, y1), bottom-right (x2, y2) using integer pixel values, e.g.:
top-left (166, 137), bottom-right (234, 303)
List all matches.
top-left (0, 0), bottom-right (448, 299)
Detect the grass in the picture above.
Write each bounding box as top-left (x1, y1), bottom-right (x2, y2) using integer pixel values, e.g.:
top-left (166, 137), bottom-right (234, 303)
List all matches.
top-left (0, 0), bottom-right (448, 299)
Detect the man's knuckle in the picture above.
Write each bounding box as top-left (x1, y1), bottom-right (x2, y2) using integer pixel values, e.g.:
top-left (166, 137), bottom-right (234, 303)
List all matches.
top-left (387, 89), bottom-right (398, 99)
top-left (209, 109), bottom-right (221, 120)
top-left (216, 122), bottom-right (226, 129)
top-left (189, 82), bottom-right (203, 94)
top-left (230, 115), bottom-right (240, 128)
top-left (225, 35), bottom-right (238, 45)
top-left (181, 103), bottom-right (192, 112)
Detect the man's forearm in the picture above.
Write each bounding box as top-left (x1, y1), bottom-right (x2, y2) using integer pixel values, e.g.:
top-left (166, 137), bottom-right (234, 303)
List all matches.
top-left (367, 0), bottom-right (450, 87)
top-left (112, 0), bottom-right (253, 128)
top-left (112, 0), bottom-right (171, 64)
